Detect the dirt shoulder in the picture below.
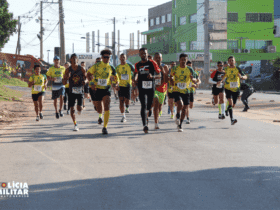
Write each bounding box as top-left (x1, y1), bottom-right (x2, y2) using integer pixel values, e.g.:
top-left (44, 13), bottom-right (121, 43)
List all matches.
top-left (0, 86), bottom-right (52, 136)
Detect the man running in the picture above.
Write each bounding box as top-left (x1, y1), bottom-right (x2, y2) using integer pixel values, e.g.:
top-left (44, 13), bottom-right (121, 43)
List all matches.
top-left (63, 54), bottom-right (87, 131)
top-left (240, 81), bottom-right (255, 112)
top-left (209, 61), bottom-right (226, 119)
top-left (217, 56), bottom-right (247, 125)
top-left (115, 54), bottom-right (135, 122)
top-left (168, 61), bottom-right (176, 117)
top-left (170, 53), bottom-right (197, 132)
top-left (186, 61), bottom-right (201, 124)
top-left (153, 52), bottom-right (168, 129)
top-left (46, 56), bottom-right (66, 119)
top-left (63, 62), bottom-right (71, 115)
top-left (28, 65), bottom-right (47, 121)
top-left (134, 48), bottom-right (161, 133)
top-left (87, 49), bottom-right (118, 134)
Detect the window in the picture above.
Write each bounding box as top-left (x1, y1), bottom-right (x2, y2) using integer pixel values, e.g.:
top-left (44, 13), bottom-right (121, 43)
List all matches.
top-left (180, 16), bottom-right (186, 25)
top-left (175, 14), bottom-right (177, 27)
top-left (0, 60), bottom-right (2, 65)
top-left (161, 15), bottom-right (166, 24)
top-left (245, 40), bottom-right (270, 49)
top-left (190, 41), bottom-right (197, 50)
top-left (156, 17), bottom-right (160, 25)
top-left (167, 13), bottom-right (172, 22)
top-left (180, 42), bottom-right (186, 51)
top-left (174, 0), bottom-right (176, 8)
top-left (150, 19), bottom-right (154, 27)
top-left (190, 13), bottom-right (197, 23)
top-left (246, 13), bottom-right (273, 22)
top-left (227, 40), bottom-right (238, 49)
top-left (228, 13), bottom-right (238, 22)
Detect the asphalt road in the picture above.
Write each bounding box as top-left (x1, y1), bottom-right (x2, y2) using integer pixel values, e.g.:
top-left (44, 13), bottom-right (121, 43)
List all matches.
top-left (1, 89), bottom-right (280, 210)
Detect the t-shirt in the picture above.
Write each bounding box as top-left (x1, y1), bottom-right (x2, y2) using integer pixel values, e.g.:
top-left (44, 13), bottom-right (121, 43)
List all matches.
top-left (190, 69), bottom-right (199, 93)
top-left (210, 70), bottom-right (225, 89)
top-left (29, 74), bottom-right (46, 94)
top-left (88, 61), bottom-right (117, 90)
top-left (171, 65), bottom-right (195, 94)
top-left (224, 66), bottom-right (245, 92)
top-left (116, 63), bottom-right (135, 87)
top-left (46, 66), bottom-right (65, 90)
top-left (135, 60), bottom-right (161, 90)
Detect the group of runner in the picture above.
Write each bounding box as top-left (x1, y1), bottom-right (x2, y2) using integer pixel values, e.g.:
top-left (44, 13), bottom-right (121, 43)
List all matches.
top-left (28, 48), bottom-right (252, 134)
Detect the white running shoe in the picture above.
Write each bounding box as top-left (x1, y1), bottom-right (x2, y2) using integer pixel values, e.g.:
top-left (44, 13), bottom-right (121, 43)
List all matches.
top-left (178, 125), bottom-right (183, 132)
top-left (36, 116), bottom-right (39, 121)
top-left (121, 116), bottom-right (126, 123)
top-left (73, 125), bottom-right (79, 131)
top-left (175, 118), bottom-right (179, 125)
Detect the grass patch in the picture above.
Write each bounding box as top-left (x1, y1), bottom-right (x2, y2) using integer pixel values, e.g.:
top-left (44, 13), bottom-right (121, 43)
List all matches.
top-left (0, 69), bottom-right (28, 87)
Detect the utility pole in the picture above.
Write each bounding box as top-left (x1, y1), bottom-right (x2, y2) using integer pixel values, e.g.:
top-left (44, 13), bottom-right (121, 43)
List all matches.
top-left (113, 17), bottom-right (116, 67)
top-left (118, 30), bottom-right (120, 60)
top-left (204, 0), bottom-right (210, 88)
top-left (137, 30), bottom-right (140, 49)
top-left (40, 1), bottom-right (43, 60)
top-left (98, 30), bottom-right (100, 53)
top-left (59, 0), bottom-right (66, 65)
top-left (16, 16), bottom-right (21, 55)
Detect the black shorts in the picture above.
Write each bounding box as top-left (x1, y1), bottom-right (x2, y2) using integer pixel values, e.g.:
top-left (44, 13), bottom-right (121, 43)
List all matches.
top-left (89, 88), bottom-right (97, 101)
top-left (95, 88), bottom-right (111, 101)
top-left (84, 83), bottom-right (89, 94)
top-left (168, 92), bottom-right (174, 99)
top-left (213, 87), bottom-right (224, 96)
top-left (52, 87), bottom-right (65, 100)
top-left (225, 89), bottom-right (240, 105)
top-left (118, 86), bottom-right (131, 100)
top-left (173, 92), bottom-right (190, 106)
top-left (68, 93), bottom-right (83, 108)
top-left (32, 92), bottom-right (46, 102)
top-left (190, 92), bottom-right (194, 103)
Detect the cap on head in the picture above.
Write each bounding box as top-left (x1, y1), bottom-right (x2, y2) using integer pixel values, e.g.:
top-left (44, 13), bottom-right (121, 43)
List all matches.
top-left (54, 56), bottom-right (60, 60)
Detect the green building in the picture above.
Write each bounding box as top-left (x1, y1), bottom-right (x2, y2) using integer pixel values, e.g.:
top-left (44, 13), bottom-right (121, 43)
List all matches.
top-left (136, 0), bottom-right (280, 69)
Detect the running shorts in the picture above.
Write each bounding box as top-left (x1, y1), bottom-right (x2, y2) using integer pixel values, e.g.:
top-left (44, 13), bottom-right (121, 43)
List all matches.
top-left (32, 92), bottom-right (46, 102)
top-left (95, 88), bottom-right (111, 101)
top-left (173, 92), bottom-right (190, 106)
top-left (68, 93), bottom-right (83, 108)
top-left (118, 86), bottom-right (131, 100)
top-left (52, 87), bottom-right (65, 100)
top-left (154, 90), bottom-right (166, 105)
top-left (225, 89), bottom-right (240, 105)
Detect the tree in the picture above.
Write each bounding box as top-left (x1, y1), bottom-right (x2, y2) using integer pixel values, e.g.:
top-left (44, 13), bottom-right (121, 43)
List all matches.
top-left (0, 0), bottom-right (17, 49)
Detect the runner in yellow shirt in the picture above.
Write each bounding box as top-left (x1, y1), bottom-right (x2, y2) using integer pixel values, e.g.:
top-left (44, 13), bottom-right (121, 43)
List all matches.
top-left (87, 49), bottom-right (119, 134)
top-left (217, 56), bottom-right (247, 125)
top-left (46, 56), bottom-right (66, 119)
top-left (28, 65), bottom-right (48, 121)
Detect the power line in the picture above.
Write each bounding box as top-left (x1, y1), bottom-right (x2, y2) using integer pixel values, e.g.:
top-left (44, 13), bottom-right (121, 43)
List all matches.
top-left (64, 0), bottom-right (157, 6)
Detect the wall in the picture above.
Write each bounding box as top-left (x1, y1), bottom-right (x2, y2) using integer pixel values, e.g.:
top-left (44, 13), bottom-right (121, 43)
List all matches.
top-left (148, 1), bottom-right (172, 30)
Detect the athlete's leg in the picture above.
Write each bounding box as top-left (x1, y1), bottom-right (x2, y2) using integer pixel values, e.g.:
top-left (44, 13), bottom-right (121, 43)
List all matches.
top-left (219, 92), bottom-right (225, 116)
top-left (102, 95), bottom-right (111, 129)
top-left (139, 89), bottom-right (147, 127)
top-left (38, 95), bottom-right (44, 113)
top-left (153, 97), bottom-right (159, 125)
top-left (54, 98), bottom-right (58, 113)
top-left (119, 96), bottom-right (125, 114)
top-left (33, 101), bottom-right (39, 116)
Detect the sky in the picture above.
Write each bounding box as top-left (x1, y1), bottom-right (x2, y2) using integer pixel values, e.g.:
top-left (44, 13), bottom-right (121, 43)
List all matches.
top-left (3, 0), bottom-right (171, 61)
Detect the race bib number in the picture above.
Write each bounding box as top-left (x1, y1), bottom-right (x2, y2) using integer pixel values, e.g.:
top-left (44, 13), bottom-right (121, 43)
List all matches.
top-left (177, 82), bottom-right (186, 90)
top-left (54, 77), bottom-right (62, 83)
top-left (98, 79), bottom-right (107, 86)
top-left (34, 85), bottom-right (42, 92)
top-left (142, 81), bottom-right (152, 89)
top-left (155, 79), bottom-right (161, 85)
top-left (121, 74), bottom-right (129, 80)
top-left (72, 86), bottom-right (83, 94)
top-left (230, 82), bottom-right (238, 88)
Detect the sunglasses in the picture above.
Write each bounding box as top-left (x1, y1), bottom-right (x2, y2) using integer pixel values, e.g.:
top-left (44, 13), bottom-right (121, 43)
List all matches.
top-left (103, 56), bottom-right (110, 59)
top-left (218, 65), bottom-right (223, 67)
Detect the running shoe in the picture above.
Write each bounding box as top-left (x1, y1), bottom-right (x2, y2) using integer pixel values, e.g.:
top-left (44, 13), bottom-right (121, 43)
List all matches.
top-left (64, 104), bottom-right (67, 110)
top-left (221, 114), bottom-right (225, 119)
top-left (36, 116), bottom-right (39, 121)
top-left (170, 114), bottom-right (174, 119)
top-left (60, 110), bottom-right (64, 117)
top-left (73, 125), bottom-right (79, 131)
top-left (242, 107), bottom-right (249, 112)
top-left (175, 118), bottom-right (180, 125)
top-left (178, 125), bottom-right (183, 132)
top-left (155, 124), bottom-right (159, 129)
top-left (143, 126), bottom-right (148, 133)
top-left (56, 112), bottom-right (59, 119)
top-left (186, 118), bottom-right (190, 124)
top-left (218, 114), bottom-right (222, 119)
top-left (231, 119), bottom-right (237, 125)
top-left (67, 110), bottom-right (70, 115)
top-left (212, 98), bottom-right (215, 105)
top-left (98, 117), bottom-right (103, 125)
top-left (121, 116), bottom-right (126, 123)
top-left (39, 113), bottom-right (43, 119)
top-left (125, 108), bottom-right (129, 113)
top-left (102, 127), bottom-right (108, 134)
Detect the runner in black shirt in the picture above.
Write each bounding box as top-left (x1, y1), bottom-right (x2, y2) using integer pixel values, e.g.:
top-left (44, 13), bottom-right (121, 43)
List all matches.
top-left (240, 82), bottom-right (255, 112)
top-left (134, 48), bottom-right (161, 133)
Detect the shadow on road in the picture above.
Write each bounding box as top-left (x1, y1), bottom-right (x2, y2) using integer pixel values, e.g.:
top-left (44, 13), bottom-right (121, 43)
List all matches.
top-left (1, 166), bottom-right (280, 209)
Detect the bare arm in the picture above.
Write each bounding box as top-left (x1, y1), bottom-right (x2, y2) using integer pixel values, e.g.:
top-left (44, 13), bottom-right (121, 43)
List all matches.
top-left (63, 68), bottom-right (70, 85)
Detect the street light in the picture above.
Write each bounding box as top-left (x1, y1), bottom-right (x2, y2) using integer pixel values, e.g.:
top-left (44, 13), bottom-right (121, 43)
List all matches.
top-left (47, 50), bottom-right (50, 64)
